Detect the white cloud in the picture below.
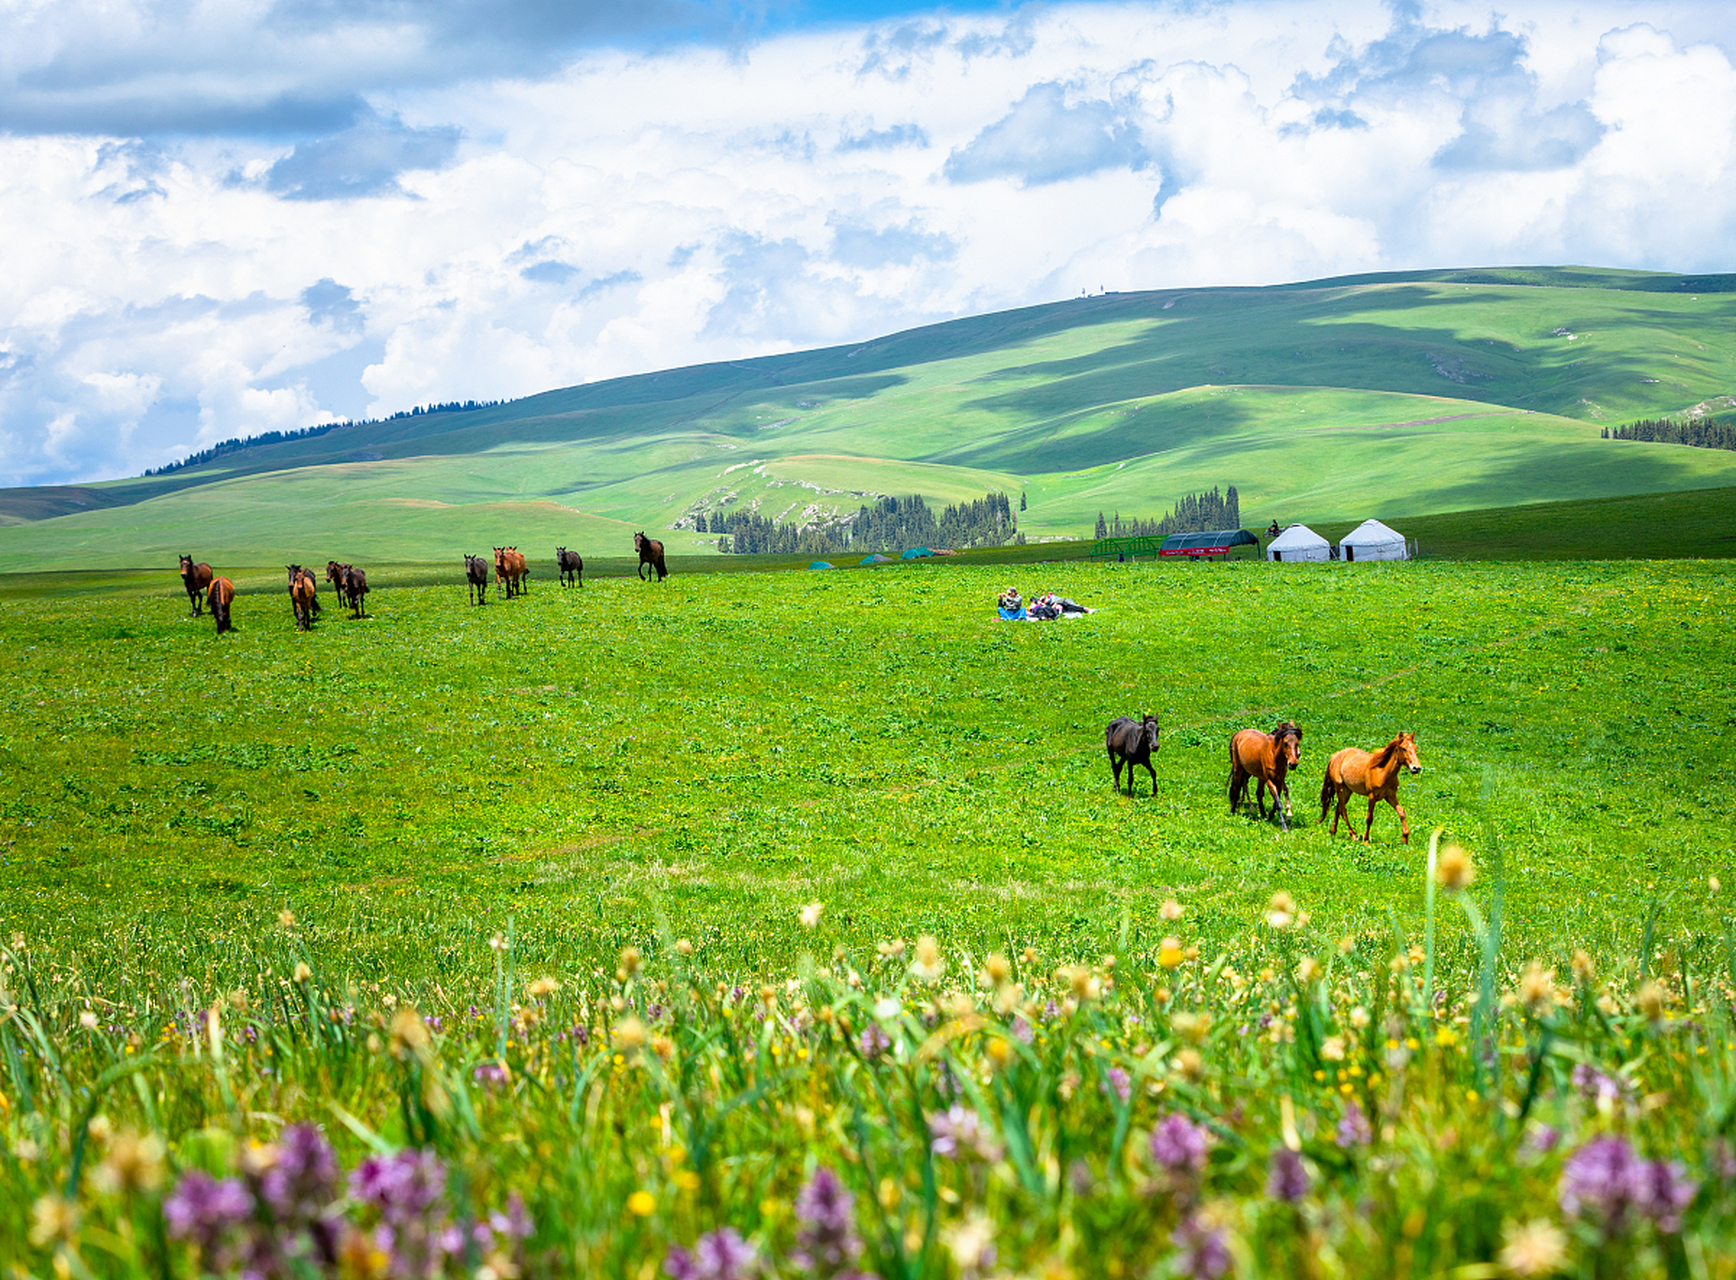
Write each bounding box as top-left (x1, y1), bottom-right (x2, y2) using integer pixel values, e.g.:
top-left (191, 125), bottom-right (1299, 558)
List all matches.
top-left (3, 0), bottom-right (1736, 486)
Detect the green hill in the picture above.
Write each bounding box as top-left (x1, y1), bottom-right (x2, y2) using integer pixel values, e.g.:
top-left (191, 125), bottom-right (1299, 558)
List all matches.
top-left (4, 265), bottom-right (1736, 570)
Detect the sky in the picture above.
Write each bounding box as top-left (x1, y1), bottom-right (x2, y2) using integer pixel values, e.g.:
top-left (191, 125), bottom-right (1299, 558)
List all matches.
top-left (3, 0), bottom-right (1735, 488)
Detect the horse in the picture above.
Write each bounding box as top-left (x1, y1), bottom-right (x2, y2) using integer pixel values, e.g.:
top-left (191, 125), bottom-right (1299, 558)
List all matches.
top-left (341, 565), bottom-right (368, 618)
top-left (1321, 732), bottom-right (1422, 843)
top-left (208, 577), bottom-right (235, 634)
top-left (556, 546), bottom-right (583, 588)
top-left (1229, 721), bottom-right (1304, 830)
top-left (506, 546), bottom-right (528, 595)
top-left (325, 560), bottom-right (346, 597)
top-left (493, 547), bottom-right (524, 600)
top-left (287, 565), bottom-right (319, 631)
top-left (179, 554), bottom-right (213, 616)
top-left (1105, 714), bottom-right (1161, 796)
top-left (634, 531), bottom-right (667, 582)
top-left (465, 555), bottom-right (490, 605)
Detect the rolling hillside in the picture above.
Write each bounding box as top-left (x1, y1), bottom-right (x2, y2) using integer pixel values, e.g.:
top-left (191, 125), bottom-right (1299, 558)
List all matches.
top-left (4, 265), bottom-right (1736, 569)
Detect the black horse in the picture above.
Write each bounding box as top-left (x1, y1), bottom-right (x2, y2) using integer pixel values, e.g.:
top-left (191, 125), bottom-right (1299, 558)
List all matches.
top-left (465, 555), bottom-right (490, 605)
top-left (340, 564), bottom-right (368, 618)
top-left (634, 532), bottom-right (667, 582)
top-left (556, 546), bottom-right (583, 588)
top-left (1106, 713), bottom-right (1162, 796)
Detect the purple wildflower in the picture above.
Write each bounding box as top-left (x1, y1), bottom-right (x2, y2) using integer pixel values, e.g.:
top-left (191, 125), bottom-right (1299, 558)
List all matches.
top-left (473, 1062), bottom-right (509, 1089)
top-left (1558, 1135), bottom-right (1693, 1234)
top-left (1150, 1114), bottom-right (1211, 1177)
top-left (164, 1171), bottom-right (254, 1258)
top-left (1636, 1159), bottom-right (1697, 1233)
top-left (1335, 1102), bottom-right (1373, 1150)
top-left (928, 1105), bottom-right (1003, 1162)
top-left (665, 1227), bottom-right (759, 1280)
top-left (1572, 1063), bottom-right (1628, 1107)
top-left (792, 1168), bottom-right (869, 1278)
top-left (1103, 1066), bottom-right (1132, 1105)
top-left (1171, 1215), bottom-right (1232, 1280)
top-left (856, 1024), bottom-right (891, 1061)
top-left (1009, 1016), bottom-right (1034, 1045)
top-left (259, 1124), bottom-right (338, 1220)
top-left (350, 1149), bottom-right (447, 1225)
top-left (1266, 1149), bottom-right (1309, 1204)
top-left (1521, 1123), bottom-right (1561, 1160)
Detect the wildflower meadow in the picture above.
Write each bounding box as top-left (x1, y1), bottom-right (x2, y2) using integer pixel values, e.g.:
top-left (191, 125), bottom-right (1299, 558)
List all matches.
top-left (1, 558), bottom-right (1732, 1277)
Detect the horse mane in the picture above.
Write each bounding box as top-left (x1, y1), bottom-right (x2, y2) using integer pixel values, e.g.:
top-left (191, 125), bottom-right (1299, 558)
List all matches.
top-left (1273, 720), bottom-right (1301, 743)
top-left (1371, 733), bottom-right (1409, 766)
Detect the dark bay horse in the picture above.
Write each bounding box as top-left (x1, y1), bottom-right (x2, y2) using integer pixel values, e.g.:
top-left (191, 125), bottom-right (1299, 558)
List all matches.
top-left (179, 555), bottom-right (213, 615)
top-left (325, 560), bottom-right (346, 597)
top-left (1321, 732), bottom-right (1422, 843)
top-left (209, 577), bottom-right (235, 634)
top-left (1106, 713), bottom-right (1161, 796)
top-left (556, 546), bottom-right (583, 588)
top-left (287, 565), bottom-right (319, 631)
top-left (340, 565), bottom-right (368, 618)
top-left (1229, 721), bottom-right (1303, 830)
top-left (634, 532), bottom-right (667, 581)
top-left (465, 555), bottom-right (490, 605)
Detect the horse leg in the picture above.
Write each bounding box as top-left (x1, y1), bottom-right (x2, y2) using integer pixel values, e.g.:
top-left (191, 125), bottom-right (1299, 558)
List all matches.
top-left (1144, 759), bottom-right (1157, 797)
top-left (1364, 796), bottom-right (1378, 842)
top-left (1392, 798), bottom-right (1410, 844)
top-left (1109, 749), bottom-right (1122, 793)
top-left (1228, 765), bottom-right (1242, 814)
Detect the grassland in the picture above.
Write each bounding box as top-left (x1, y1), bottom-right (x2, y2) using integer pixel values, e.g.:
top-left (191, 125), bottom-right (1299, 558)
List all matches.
top-left (4, 266), bottom-right (1736, 571)
top-left (3, 558), bottom-right (1734, 1276)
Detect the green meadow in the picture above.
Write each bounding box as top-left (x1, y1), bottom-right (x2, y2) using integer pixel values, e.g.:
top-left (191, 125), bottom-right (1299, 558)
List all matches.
top-left (5, 266), bottom-right (1736, 570)
top-left (3, 557), bottom-right (1735, 1277)
top-left (4, 557), bottom-right (1730, 970)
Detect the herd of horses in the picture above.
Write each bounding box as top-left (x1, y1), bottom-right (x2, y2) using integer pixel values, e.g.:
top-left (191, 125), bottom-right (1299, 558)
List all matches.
top-left (1107, 713), bottom-right (1422, 842)
top-left (177, 530), bottom-right (671, 633)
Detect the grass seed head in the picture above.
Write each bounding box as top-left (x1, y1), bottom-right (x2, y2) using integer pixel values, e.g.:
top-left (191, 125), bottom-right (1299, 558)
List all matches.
top-left (1571, 950), bottom-right (1596, 985)
top-left (1265, 892), bottom-right (1297, 929)
top-left (1499, 1219), bottom-right (1568, 1277)
top-left (910, 936), bottom-right (945, 982)
top-left (1436, 845), bottom-right (1475, 892)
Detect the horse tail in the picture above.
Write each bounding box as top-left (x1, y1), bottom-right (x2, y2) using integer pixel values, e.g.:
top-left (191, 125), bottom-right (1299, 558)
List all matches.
top-left (1319, 764), bottom-right (1335, 819)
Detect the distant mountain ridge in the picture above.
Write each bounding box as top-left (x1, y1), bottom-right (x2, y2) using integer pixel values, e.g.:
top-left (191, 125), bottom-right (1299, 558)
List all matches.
top-left (4, 265), bottom-right (1736, 569)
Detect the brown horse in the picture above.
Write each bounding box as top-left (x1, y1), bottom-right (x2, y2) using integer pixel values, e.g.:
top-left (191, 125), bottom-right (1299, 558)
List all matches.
top-left (325, 560), bottom-right (346, 597)
top-left (506, 546), bottom-right (528, 595)
top-left (209, 577), bottom-right (235, 634)
top-left (1321, 732), bottom-right (1422, 843)
top-left (1229, 721), bottom-right (1304, 830)
top-left (465, 554), bottom-right (490, 605)
top-left (556, 546), bottom-right (583, 588)
top-left (634, 531), bottom-right (667, 581)
top-left (179, 554), bottom-right (214, 615)
top-left (287, 564), bottom-right (319, 631)
top-left (493, 547), bottom-right (513, 599)
top-left (1105, 713), bottom-right (1161, 796)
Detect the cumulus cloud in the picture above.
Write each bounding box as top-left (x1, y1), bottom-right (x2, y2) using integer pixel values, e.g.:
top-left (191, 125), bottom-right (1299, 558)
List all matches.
top-left (4, 0), bottom-right (1736, 487)
top-left (944, 82), bottom-right (1148, 186)
top-left (263, 109), bottom-right (462, 200)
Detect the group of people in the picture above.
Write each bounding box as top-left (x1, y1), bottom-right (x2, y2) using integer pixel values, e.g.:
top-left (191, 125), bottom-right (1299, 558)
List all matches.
top-left (997, 586), bottom-right (1095, 621)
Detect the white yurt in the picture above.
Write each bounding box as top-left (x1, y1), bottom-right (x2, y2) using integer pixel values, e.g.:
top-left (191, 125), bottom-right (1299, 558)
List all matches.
top-left (1340, 519), bottom-right (1410, 561)
top-left (1265, 524), bottom-right (1330, 562)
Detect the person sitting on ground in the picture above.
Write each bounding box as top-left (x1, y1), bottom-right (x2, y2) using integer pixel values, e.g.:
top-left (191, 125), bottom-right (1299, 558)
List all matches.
top-left (997, 586), bottom-right (1022, 612)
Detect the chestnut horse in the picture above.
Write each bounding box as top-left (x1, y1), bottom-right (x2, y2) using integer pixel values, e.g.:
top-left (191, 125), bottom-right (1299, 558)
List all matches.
top-left (556, 546), bottom-right (583, 588)
top-left (1320, 732), bottom-right (1422, 843)
top-left (465, 555), bottom-right (490, 605)
top-left (209, 577), bottom-right (235, 634)
top-left (287, 564), bottom-right (319, 631)
top-left (1105, 713), bottom-right (1161, 796)
top-left (1229, 721), bottom-right (1304, 830)
top-left (493, 546), bottom-right (528, 599)
top-left (634, 531), bottom-right (667, 581)
top-left (179, 554), bottom-right (214, 615)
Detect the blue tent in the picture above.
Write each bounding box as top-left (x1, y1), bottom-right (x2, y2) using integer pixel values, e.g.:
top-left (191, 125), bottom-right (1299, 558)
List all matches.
top-left (808, 561), bottom-right (833, 570)
top-left (901, 546), bottom-right (933, 559)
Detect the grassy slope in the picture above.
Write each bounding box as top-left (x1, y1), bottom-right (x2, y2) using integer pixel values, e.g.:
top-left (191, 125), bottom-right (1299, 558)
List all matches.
top-left (1, 558), bottom-right (1730, 976)
top-left (4, 267), bottom-right (1736, 569)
